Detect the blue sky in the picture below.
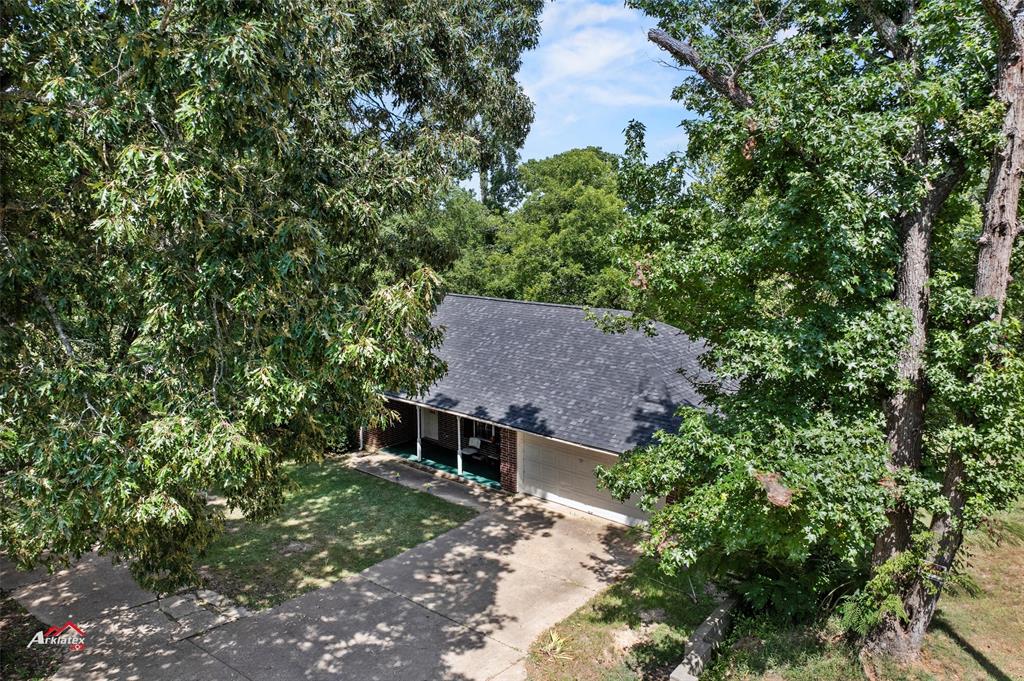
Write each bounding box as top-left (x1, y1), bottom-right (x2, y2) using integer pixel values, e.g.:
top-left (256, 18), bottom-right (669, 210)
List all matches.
top-left (517, 0), bottom-right (695, 162)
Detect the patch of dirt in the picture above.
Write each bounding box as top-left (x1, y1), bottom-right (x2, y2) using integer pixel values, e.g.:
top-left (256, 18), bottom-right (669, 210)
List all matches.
top-left (611, 627), bottom-right (645, 652)
top-left (731, 635), bottom-right (764, 653)
top-left (278, 540), bottom-right (313, 556)
top-left (638, 608), bottom-right (667, 625)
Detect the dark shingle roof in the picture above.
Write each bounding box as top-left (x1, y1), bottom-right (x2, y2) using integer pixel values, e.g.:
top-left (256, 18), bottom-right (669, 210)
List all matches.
top-left (396, 294), bottom-right (712, 454)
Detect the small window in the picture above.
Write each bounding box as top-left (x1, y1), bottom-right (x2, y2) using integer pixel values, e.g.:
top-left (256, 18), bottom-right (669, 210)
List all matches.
top-left (473, 421), bottom-right (495, 440)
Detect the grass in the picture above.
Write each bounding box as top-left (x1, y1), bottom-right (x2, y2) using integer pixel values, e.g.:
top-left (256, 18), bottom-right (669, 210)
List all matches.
top-left (198, 457), bottom-right (477, 610)
top-left (0, 591), bottom-right (65, 681)
top-left (705, 502), bottom-right (1024, 681)
top-left (525, 559), bottom-right (717, 681)
top-left (917, 507), bottom-right (1024, 681)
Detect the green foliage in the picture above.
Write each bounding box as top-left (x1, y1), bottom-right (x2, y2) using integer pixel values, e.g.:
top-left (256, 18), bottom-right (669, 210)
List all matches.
top-left (601, 0), bottom-right (1023, 614)
top-left (704, 614), bottom-right (870, 681)
top-left (449, 147), bottom-right (631, 307)
top-left (925, 278), bottom-right (1024, 525)
top-left (380, 188), bottom-right (501, 281)
top-left (839, 535), bottom-right (932, 636)
top-left (0, 0), bottom-right (541, 590)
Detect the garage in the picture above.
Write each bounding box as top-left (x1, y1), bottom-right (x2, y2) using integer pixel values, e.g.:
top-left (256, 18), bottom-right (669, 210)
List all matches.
top-left (519, 433), bottom-right (647, 526)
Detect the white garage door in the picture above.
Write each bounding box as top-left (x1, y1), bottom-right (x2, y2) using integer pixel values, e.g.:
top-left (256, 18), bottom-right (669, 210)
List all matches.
top-left (520, 433), bottom-right (647, 526)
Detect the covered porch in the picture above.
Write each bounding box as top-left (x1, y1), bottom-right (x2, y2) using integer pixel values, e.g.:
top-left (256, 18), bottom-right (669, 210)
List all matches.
top-left (368, 403), bottom-right (507, 490)
top-left (381, 440), bottom-right (501, 490)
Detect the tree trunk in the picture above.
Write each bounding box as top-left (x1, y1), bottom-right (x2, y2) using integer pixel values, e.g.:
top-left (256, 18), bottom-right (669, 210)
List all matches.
top-left (478, 167), bottom-right (489, 206)
top-left (478, 153), bottom-right (491, 207)
top-left (974, 0), bottom-right (1024, 317)
top-left (871, 141), bottom-right (966, 569)
top-left (866, 0), bottom-right (1023, 660)
top-left (864, 7), bottom-right (935, 575)
top-left (871, 141), bottom-right (937, 569)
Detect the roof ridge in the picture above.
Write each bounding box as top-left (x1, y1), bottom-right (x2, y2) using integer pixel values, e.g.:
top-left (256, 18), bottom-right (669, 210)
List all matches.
top-left (444, 292), bottom-right (634, 315)
top-left (444, 292), bottom-right (592, 311)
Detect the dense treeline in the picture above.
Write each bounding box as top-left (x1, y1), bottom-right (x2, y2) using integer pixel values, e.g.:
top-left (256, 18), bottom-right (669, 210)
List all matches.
top-left (395, 147), bottom-right (633, 309)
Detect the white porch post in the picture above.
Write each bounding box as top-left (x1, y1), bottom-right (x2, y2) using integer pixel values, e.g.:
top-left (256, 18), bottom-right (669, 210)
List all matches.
top-left (415, 407), bottom-right (422, 461)
top-left (456, 415), bottom-right (463, 475)
top-left (358, 426), bottom-right (364, 451)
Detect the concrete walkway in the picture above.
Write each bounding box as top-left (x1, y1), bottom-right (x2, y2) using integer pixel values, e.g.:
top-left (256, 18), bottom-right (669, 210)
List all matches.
top-left (3, 461), bottom-right (636, 681)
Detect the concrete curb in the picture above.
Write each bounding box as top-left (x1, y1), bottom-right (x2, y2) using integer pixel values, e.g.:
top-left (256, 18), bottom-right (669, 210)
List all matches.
top-left (669, 595), bottom-right (738, 681)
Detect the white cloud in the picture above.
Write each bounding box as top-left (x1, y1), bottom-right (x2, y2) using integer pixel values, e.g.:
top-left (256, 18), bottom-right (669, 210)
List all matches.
top-left (578, 85), bottom-right (680, 109)
top-left (517, 0), bottom-right (693, 161)
top-left (541, 0), bottom-right (637, 32)
top-left (533, 27), bottom-right (642, 89)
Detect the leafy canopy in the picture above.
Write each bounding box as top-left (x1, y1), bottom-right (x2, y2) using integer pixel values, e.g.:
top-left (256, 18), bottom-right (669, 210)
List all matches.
top-left (449, 147), bottom-right (632, 308)
top-left (601, 0), bottom-right (1022, 615)
top-left (0, 0), bottom-right (542, 590)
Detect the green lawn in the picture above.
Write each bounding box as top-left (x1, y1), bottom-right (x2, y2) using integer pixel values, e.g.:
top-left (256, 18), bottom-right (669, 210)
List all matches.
top-left (525, 559), bottom-right (717, 681)
top-left (198, 458), bottom-right (477, 610)
top-left (705, 503), bottom-right (1024, 681)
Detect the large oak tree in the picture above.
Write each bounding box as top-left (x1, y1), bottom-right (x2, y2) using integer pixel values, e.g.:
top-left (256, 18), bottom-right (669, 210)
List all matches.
top-left (0, 0), bottom-right (541, 590)
top-left (603, 0), bottom-right (1022, 661)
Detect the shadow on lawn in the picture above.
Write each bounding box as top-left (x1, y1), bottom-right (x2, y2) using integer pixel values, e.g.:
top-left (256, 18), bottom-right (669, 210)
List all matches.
top-left (560, 526), bottom-right (711, 681)
top-left (8, 462), bottom-right (640, 681)
top-left (36, 501), bottom-right (574, 681)
top-left (931, 618), bottom-right (1014, 681)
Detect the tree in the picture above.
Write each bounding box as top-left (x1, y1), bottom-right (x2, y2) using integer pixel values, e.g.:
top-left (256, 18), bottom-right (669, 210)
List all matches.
top-left (600, 0), bottom-right (1022, 661)
top-left (875, 0), bottom-right (1024, 656)
top-left (0, 0), bottom-right (542, 590)
top-left (380, 188), bottom-right (500, 281)
top-left (473, 119), bottom-right (529, 212)
top-left (461, 10), bottom-right (541, 213)
top-left (448, 147), bottom-right (631, 307)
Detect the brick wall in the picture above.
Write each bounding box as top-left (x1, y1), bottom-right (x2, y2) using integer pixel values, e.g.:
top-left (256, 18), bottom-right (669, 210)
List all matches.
top-left (432, 412), bottom-right (501, 460)
top-left (499, 426), bottom-right (517, 493)
top-left (436, 411), bottom-right (459, 450)
top-left (364, 399), bottom-right (416, 451)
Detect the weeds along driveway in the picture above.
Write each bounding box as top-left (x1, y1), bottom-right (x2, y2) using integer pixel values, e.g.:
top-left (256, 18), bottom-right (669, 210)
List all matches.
top-left (4, 494), bottom-right (637, 680)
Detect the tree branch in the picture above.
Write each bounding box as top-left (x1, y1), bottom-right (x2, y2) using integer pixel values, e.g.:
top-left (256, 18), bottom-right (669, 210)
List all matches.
top-left (648, 28), bottom-right (755, 110)
top-left (1, 223), bottom-right (76, 361)
top-left (158, 0), bottom-right (177, 33)
top-left (981, 0), bottom-right (1024, 45)
top-left (733, 42), bottom-right (778, 81)
top-left (857, 0), bottom-right (908, 58)
top-left (36, 290), bottom-right (76, 359)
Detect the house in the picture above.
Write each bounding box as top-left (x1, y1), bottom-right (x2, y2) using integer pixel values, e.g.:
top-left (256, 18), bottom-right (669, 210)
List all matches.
top-left (364, 294), bottom-right (712, 525)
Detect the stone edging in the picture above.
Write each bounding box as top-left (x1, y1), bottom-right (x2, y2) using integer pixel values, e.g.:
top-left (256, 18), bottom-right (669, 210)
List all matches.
top-left (669, 595), bottom-right (739, 681)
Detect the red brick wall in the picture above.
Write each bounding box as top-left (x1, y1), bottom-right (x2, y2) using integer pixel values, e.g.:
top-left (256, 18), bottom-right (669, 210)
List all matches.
top-left (433, 412), bottom-right (500, 460)
top-left (499, 426), bottom-right (517, 493)
top-left (364, 399), bottom-right (416, 451)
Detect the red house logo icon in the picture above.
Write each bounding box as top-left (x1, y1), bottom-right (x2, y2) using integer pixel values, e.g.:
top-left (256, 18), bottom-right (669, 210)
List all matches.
top-left (28, 621), bottom-right (86, 651)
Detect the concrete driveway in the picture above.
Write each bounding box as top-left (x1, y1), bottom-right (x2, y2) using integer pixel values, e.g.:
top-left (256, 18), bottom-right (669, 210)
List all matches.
top-left (3, 467), bottom-right (636, 681)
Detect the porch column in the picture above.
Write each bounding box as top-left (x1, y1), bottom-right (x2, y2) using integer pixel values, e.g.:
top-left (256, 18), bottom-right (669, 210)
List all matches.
top-left (415, 407), bottom-right (422, 461)
top-left (456, 415), bottom-right (463, 475)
